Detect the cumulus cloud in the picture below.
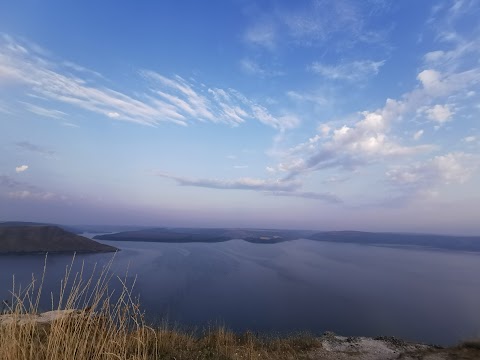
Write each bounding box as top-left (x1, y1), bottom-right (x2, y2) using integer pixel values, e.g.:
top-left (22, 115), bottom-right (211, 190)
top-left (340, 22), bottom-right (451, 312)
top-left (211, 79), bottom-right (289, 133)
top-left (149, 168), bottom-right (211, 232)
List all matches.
top-left (275, 99), bottom-right (435, 179)
top-left (273, 58), bottom-right (480, 180)
top-left (386, 152), bottom-right (477, 189)
top-left (0, 35), bottom-right (290, 129)
top-left (424, 104), bottom-right (454, 124)
top-left (463, 136), bottom-right (476, 142)
top-left (15, 165), bottom-right (29, 173)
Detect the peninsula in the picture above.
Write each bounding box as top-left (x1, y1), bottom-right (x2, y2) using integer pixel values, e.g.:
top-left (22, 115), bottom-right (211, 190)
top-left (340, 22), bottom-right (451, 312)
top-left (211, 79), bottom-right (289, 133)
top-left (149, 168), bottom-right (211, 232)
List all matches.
top-left (0, 224), bottom-right (117, 254)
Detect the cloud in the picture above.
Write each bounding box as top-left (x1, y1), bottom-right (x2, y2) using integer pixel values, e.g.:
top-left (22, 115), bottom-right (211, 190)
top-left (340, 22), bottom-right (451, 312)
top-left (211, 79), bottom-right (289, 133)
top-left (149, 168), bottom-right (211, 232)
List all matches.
top-left (275, 99), bottom-right (435, 179)
top-left (7, 190), bottom-right (55, 200)
top-left (61, 122), bottom-right (80, 128)
top-left (0, 175), bottom-right (22, 188)
top-left (424, 104), bottom-right (454, 123)
top-left (157, 172), bottom-right (341, 203)
top-left (267, 190), bottom-right (342, 204)
top-left (0, 174), bottom-right (59, 201)
top-left (386, 152), bottom-right (477, 190)
top-left (244, 21), bottom-right (277, 49)
top-left (157, 172), bottom-right (301, 192)
top-left (309, 59), bottom-right (385, 81)
top-left (0, 35), bottom-right (288, 129)
top-left (15, 165), bottom-right (29, 173)
top-left (16, 141), bottom-right (55, 156)
top-left (413, 129), bottom-right (424, 140)
top-left (274, 58), bottom-right (480, 180)
top-left (239, 58), bottom-right (283, 77)
top-left (243, 1), bottom-right (390, 50)
top-left (233, 165), bottom-right (248, 169)
top-left (22, 102), bottom-right (67, 119)
top-left (463, 136), bottom-right (476, 142)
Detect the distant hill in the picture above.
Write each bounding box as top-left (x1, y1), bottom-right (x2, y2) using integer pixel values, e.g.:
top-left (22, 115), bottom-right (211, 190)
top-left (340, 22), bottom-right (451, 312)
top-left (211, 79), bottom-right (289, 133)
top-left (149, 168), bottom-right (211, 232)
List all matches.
top-left (0, 225), bottom-right (117, 254)
top-left (94, 227), bottom-right (480, 252)
top-left (93, 227), bottom-right (315, 244)
top-left (309, 230), bottom-right (480, 252)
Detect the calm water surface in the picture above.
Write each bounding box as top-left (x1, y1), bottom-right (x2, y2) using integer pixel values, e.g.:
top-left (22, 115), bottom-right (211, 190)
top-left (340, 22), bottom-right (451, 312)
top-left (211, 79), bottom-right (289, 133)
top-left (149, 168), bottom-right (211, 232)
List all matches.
top-left (1, 236), bottom-right (480, 346)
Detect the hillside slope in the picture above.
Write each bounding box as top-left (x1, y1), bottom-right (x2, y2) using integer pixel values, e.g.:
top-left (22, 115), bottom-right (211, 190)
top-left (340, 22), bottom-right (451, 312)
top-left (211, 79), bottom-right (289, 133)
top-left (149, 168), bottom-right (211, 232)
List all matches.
top-left (0, 225), bottom-right (117, 253)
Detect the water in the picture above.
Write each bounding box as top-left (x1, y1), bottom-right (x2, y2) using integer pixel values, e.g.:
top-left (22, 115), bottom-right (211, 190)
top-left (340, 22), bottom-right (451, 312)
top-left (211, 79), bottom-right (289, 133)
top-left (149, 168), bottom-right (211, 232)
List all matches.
top-left (1, 236), bottom-right (480, 346)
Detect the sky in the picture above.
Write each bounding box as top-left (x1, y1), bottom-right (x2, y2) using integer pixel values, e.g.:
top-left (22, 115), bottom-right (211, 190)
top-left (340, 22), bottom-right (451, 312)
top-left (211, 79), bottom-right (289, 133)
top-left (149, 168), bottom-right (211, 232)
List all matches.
top-left (0, 0), bottom-right (479, 234)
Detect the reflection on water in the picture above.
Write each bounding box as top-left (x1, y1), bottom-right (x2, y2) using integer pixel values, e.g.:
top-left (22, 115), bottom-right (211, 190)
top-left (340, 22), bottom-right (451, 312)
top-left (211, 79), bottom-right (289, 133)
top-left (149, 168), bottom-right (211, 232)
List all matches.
top-left (1, 236), bottom-right (480, 346)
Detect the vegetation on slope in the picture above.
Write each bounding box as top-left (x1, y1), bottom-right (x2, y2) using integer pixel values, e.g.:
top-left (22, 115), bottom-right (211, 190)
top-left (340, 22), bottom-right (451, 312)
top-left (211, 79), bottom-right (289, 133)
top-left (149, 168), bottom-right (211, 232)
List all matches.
top-left (0, 225), bottom-right (117, 254)
top-left (0, 256), bottom-right (318, 360)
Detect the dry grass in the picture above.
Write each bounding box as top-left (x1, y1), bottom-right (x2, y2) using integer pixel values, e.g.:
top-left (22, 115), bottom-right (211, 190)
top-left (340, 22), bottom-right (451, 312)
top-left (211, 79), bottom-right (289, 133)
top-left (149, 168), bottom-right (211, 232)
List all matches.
top-left (0, 255), bottom-right (319, 360)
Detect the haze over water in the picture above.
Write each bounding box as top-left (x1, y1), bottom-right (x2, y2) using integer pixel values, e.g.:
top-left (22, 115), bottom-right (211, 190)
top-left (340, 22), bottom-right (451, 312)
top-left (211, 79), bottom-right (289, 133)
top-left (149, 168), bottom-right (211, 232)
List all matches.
top-left (2, 237), bottom-right (480, 346)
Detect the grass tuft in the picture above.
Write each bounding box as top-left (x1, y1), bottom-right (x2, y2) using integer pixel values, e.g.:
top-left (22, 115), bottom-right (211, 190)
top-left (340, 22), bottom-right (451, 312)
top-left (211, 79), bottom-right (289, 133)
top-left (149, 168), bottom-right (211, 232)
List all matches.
top-left (0, 255), bottom-right (319, 360)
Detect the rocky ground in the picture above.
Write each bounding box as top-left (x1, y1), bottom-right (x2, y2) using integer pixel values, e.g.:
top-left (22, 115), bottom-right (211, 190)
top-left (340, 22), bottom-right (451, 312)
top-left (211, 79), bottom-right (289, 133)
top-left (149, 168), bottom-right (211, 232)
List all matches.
top-left (309, 332), bottom-right (480, 360)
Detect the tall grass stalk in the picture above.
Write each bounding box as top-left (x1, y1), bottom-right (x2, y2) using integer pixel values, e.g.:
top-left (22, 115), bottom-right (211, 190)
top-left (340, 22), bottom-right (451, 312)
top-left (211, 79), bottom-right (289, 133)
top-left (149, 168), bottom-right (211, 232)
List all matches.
top-left (0, 255), bottom-right (318, 360)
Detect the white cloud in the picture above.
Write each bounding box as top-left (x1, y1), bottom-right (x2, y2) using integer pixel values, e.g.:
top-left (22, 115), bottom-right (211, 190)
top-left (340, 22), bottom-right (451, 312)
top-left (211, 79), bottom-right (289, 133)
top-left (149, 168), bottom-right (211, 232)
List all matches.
top-left (463, 136), bottom-right (476, 142)
top-left (242, 1), bottom-right (389, 51)
top-left (413, 129), bottom-right (424, 140)
top-left (157, 172), bottom-right (301, 192)
top-left (425, 104), bottom-right (454, 123)
top-left (387, 152), bottom-right (476, 189)
top-left (244, 22), bottom-right (277, 49)
top-left (240, 58), bottom-right (283, 77)
top-left (275, 99), bottom-right (435, 179)
top-left (107, 111), bottom-right (120, 118)
top-left (286, 90), bottom-right (327, 105)
top-left (15, 165), bottom-right (29, 173)
top-left (0, 36), bottom-right (288, 130)
top-left (156, 172), bottom-right (341, 203)
top-left (310, 60), bottom-right (385, 81)
top-left (62, 122), bottom-right (80, 128)
top-left (22, 102), bottom-right (67, 119)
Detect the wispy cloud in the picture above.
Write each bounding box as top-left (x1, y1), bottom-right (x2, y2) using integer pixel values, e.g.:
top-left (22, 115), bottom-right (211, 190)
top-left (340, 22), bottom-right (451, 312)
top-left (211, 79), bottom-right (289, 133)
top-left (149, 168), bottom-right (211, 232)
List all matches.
top-left (243, 1), bottom-right (391, 50)
top-left (240, 58), bottom-right (284, 78)
top-left (0, 35), bottom-right (290, 129)
top-left (22, 102), bottom-right (67, 119)
top-left (7, 190), bottom-right (55, 200)
top-left (413, 129), bottom-right (424, 140)
top-left (15, 141), bottom-right (56, 156)
top-left (244, 21), bottom-right (277, 49)
top-left (309, 59), bottom-right (385, 81)
top-left (157, 172), bottom-right (301, 192)
top-left (156, 172), bottom-right (341, 204)
top-left (0, 175), bottom-right (22, 188)
top-left (0, 174), bottom-right (60, 201)
top-left (267, 190), bottom-right (342, 204)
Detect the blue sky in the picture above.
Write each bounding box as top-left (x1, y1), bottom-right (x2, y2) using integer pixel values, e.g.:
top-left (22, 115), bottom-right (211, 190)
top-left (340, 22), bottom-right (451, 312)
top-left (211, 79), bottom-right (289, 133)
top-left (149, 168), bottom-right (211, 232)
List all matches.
top-left (0, 0), bottom-right (479, 234)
